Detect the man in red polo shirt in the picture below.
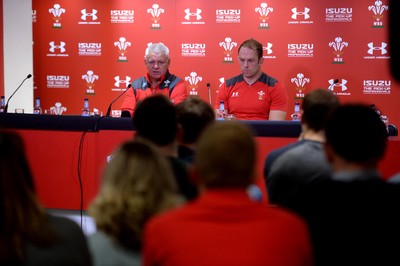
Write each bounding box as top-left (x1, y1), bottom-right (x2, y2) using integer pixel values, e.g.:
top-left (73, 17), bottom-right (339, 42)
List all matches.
top-left (216, 38), bottom-right (288, 120)
top-left (121, 42), bottom-right (188, 117)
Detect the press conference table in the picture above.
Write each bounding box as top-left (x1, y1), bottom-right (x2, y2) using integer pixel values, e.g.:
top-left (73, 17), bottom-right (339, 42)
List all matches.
top-left (1, 113), bottom-right (399, 211)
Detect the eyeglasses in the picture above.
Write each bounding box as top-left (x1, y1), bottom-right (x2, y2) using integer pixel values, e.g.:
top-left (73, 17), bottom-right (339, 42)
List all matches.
top-left (146, 60), bottom-right (166, 67)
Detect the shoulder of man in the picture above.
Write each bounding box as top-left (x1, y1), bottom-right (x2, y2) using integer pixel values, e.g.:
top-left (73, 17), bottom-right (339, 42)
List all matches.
top-left (225, 74), bottom-right (244, 87)
top-left (132, 76), bottom-right (148, 91)
top-left (259, 72), bottom-right (279, 87)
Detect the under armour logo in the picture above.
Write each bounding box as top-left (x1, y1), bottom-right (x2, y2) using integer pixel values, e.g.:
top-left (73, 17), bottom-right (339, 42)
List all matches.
top-left (263, 43), bottom-right (273, 55)
top-left (81, 9), bottom-right (98, 20)
top-left (49, 41), bottom-right (66, 53)
top-left (114, 76), bottom-right (131, 87)
top-left (232, 92), bottom-right (239, 97)
top-left (367, 42), bottom-right (387, 55)
top-left (328, 79), bottom-right (347, 92)
top-left (291, 7), bottom-right (310, 20)
top-left (184, 8), bottom-right (202, 20)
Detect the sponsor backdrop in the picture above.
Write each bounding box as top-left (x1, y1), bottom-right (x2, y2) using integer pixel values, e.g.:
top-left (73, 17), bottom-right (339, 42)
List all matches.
top-left (32, 0), bottom-right (399, 126)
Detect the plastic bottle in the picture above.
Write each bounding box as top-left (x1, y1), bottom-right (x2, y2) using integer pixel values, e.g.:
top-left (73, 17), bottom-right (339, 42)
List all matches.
top-left (82, 98), bottom-right (90, 116)
top-left (33, 97), bottom-right (42, 114)
top-left (0, 96), bottom-right (5, 113)
top-left (216, 101), bottom-right (225, 120)
top-left (291, 102), bottom-right (301, 121)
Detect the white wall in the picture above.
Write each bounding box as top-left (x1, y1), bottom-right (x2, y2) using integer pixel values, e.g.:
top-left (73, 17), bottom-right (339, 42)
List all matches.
top-left (3, 0), bottom-right (33, 113)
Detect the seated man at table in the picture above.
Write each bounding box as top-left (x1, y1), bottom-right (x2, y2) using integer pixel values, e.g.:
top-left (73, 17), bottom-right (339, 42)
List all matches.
top-left (121, 42), bottom-right (188, 117)
top-left (143, 122), bottom-right (312, 266)
top-left (215, 38), bottom-right (288, 120)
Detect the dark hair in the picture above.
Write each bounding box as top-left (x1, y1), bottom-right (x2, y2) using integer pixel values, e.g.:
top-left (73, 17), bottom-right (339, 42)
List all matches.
top-left (175, 96), bottom-right (215, 144)
top-left (302, 89), bottom-right (340, 131)
top-left (325, 104), bottom-right (388, 164)
top-left (133, 95), bottom-right (177, 146)
top-left (0, 131), bottom-right (56, 264)
top-left (238, 38), bottom-right (263, 60)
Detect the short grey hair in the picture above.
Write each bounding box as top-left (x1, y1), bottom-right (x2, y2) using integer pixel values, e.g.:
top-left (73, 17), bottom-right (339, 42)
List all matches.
top-left (145, 42), bottom-right (170, 59)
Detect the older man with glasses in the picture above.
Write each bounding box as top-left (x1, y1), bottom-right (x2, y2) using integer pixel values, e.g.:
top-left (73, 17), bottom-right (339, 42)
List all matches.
top-left (121, 42), bottom-right (188, 118)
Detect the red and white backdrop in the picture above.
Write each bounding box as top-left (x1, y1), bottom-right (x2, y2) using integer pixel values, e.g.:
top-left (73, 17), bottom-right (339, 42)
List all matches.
top-left (32, 0), bottom-right (399, 126)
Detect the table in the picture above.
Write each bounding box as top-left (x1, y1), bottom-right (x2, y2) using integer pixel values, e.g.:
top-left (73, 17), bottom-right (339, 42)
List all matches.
top-left (1, 113), bottom-right (399, 210)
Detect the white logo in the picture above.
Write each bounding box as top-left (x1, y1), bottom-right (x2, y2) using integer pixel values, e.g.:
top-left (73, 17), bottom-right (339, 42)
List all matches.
top-left (367, 42), bottom-right (387, 55)
top-left (255, 2), bottom-right (273, 29)
top-left (47, 75), bottom-right (70, 88)
top-left (219, 37), bottom-right (237, 63)
top-left (184, 8), bottom-right (202, 20)
top-left (363, 79), bottom-right (391, 95)
top-left (49, 4), bottom-right (65, 28)
top-left (82, 70), bottom-right (99, 94)
top-left (181, 43), bottom-right (206, 57)
top-left (185, 72), bottom-right (203, 95)
top-left (291, 73), bottom-right (310, 98)
top-left (50, 102), bottom-right (67, 115)
top-left (291, 7), bottom-right (310, 20)
top-left (263, 43), bottom-right (273, 54)
top-left (49, 41), bottom-right (66, 53)
top-left (147, 4), bottom-right (164, 29)
top-left (329, 37), bottom-right (349, 63)
top-left (110, 9), bottom-right (134, 23)
top-left (368, 0), bottom-right (388, 27)
top-left (232, 92), bottom-right (239, 97)
top-left (328, 79), bottom-right (348, 92)
top-left (215, 9), bottom-right (241, 23)
top-left (114, 76), bottom-right (131, 88)
top-left (114, 37), bottom-right (131, 61)
top-left (81, 9), bottom-right (98, 20)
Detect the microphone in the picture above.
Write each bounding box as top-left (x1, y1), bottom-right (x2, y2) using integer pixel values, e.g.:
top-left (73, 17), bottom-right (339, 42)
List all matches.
top-left (106, 83), bottom-right (132, 117)
top-left (4, 74), bottom-right (32, 113)
top-left (207, 83), bottom-right (211, 104)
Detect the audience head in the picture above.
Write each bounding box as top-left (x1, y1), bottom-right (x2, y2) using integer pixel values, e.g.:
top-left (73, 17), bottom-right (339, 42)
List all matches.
top-left (195, 122), bottom-right (257, 188)
top-left (89, 139), bottom-right (183, 250)
top-left (301, 89), bottom-right (340, 131)
top-left (324, 103), bottom-right (388, 168)
top-left (0, 130), bottom-right (52, 263)
top-left (133, 94), bottom-right (177, 147)
top-left (175, 96), bottom-right (215, 145)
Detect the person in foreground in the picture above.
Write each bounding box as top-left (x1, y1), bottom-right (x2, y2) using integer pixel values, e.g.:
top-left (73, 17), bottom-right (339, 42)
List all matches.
top-left (133, 94), bottom-right (198, 200)
top-left (265, 89), bottom-right (340, 204)
top-left (143, 122), bottom-right (313, 266)
top-left (215, 38), bottom-right (288, 120)
top-left (175, 95), bottom-right (215, 165)
top-left (120, 42), bottom-right (188, 117)
top-left (88, 139), bottom-right (184, 266)
top-left (280, 104), bottom-right (400, 266)
top-left (0, 130), bottom-right (92, 266)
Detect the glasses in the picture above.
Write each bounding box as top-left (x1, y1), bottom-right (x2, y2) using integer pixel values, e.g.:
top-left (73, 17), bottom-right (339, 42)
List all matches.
top-left (146, 60), bottom-right (167, 67)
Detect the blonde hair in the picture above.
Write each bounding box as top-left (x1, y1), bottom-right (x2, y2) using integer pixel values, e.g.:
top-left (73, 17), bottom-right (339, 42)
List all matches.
top-left (89, 139), bottom-right (183, 250)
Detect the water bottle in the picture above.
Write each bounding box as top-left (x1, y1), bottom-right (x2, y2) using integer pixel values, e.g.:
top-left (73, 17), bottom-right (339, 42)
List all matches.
top-left (82, 98), bottom-right (90, 116)
top-left (33, 97), bottom-right (42, 114)
top-left (0, 96), bottom-right (5, 113)
top-left (217, 101), bottom-right (225, 120)
top-left (291, 102), bottom-right (301, 121)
